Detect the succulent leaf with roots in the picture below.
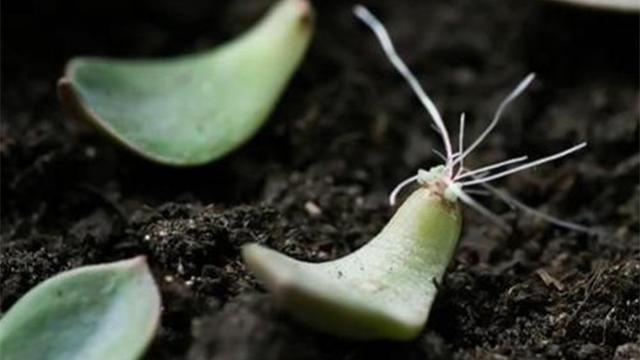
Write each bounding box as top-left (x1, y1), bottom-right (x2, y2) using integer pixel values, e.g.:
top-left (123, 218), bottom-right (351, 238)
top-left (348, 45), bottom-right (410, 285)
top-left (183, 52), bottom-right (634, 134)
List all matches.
top-left (241, 5), bottom-right (591, 341)
top-left (353, 4), bottom-right (589, 233)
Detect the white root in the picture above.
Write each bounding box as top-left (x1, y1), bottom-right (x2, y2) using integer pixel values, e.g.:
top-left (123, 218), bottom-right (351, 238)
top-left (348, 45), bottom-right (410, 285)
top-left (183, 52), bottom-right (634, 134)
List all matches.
top-left (355, 5), bottom-right (590, 234)
top-left (460, 143), bottom-right (587, 187)
top-left (446, 73), bottom-right (536, 173)
top-left (354, 5), bottom-right (454, 165)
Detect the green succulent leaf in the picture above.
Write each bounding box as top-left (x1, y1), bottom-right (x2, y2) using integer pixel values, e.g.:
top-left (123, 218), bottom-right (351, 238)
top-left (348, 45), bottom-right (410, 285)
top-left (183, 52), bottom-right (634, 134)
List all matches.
top-left (242, 188), bottom-right (462, 340)
top-left (0, 256), bottom-right (161, 360)
top-left (58, 0), bottom-right (314, 166)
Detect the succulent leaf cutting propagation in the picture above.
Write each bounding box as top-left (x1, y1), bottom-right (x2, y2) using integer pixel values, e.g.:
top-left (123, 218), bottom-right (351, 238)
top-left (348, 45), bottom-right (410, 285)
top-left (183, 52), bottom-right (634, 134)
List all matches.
top-left (242, 5), bottom-right (591, 341)
top-left (4, 0), bottom-right (638, 358)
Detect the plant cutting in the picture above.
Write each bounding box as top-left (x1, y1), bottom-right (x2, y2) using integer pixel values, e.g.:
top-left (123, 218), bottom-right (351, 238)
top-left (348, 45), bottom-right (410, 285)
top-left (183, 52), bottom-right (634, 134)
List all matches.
top-left (0, 256), bottom-right (161, 360)
top-left (242, 5), bottom-right (591, 341)
top-left (58, 0), bottom-right (314, 166)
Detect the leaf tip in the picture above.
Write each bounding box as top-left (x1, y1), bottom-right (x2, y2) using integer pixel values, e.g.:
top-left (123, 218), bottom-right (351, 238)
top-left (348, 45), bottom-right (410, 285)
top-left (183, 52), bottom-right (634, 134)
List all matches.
top-left (293, 0), bottom-right (314, 28)
top-left (56, 76), bottom-right (75, 108)
top-left (242, 243), bottom-right (300, 307)
top-left (128, 254), bottom-right (150, 268)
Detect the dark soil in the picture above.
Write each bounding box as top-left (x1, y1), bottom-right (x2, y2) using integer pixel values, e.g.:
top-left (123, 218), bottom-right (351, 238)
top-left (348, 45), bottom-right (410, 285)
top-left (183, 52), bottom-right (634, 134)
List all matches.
top-left (2, 0), bottom-right (639, 359)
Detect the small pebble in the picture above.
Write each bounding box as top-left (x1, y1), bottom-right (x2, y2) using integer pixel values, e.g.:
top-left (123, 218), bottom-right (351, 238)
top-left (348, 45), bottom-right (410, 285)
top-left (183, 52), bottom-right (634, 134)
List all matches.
top-left (304, 201), bottom-right (322, 216)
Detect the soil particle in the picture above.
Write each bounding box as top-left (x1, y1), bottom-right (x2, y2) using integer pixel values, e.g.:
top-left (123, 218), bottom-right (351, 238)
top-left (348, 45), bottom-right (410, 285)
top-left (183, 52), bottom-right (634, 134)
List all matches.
top-left (188, 294), bottom-right (323, 360)
top-left (614, 343), bottom-right (640, 360)
top-left (129, 202), bottom-right (293, 298)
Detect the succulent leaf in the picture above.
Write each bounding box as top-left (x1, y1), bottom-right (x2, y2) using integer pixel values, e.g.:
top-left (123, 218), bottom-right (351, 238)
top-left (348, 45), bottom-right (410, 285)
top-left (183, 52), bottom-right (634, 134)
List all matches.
top-left (58, 0), bottom-right (314, 166)
top-left (0, 256), bottom-right (161, 360)
top-left (242, 188), bottom-right (462, 340)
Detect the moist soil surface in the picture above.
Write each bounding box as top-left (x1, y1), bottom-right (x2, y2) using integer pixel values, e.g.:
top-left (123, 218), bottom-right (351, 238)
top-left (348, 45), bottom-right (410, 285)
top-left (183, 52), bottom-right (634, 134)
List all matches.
top-left (2, 1), bottom-right (639, 359)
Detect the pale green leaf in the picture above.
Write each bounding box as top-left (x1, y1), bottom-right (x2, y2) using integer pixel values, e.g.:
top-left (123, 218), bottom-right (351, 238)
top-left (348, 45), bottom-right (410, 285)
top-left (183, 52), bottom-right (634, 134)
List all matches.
top-left (0, 256), bottom-right (161, 360)
top-left (58, 0), bottom-right (314, 166)
top-left (243, 189), bottom-right (462, 340)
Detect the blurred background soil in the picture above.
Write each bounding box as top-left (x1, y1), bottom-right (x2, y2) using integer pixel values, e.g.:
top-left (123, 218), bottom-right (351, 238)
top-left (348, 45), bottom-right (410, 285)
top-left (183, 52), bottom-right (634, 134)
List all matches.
top-left (2, 0), bottom-right (639, 359)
